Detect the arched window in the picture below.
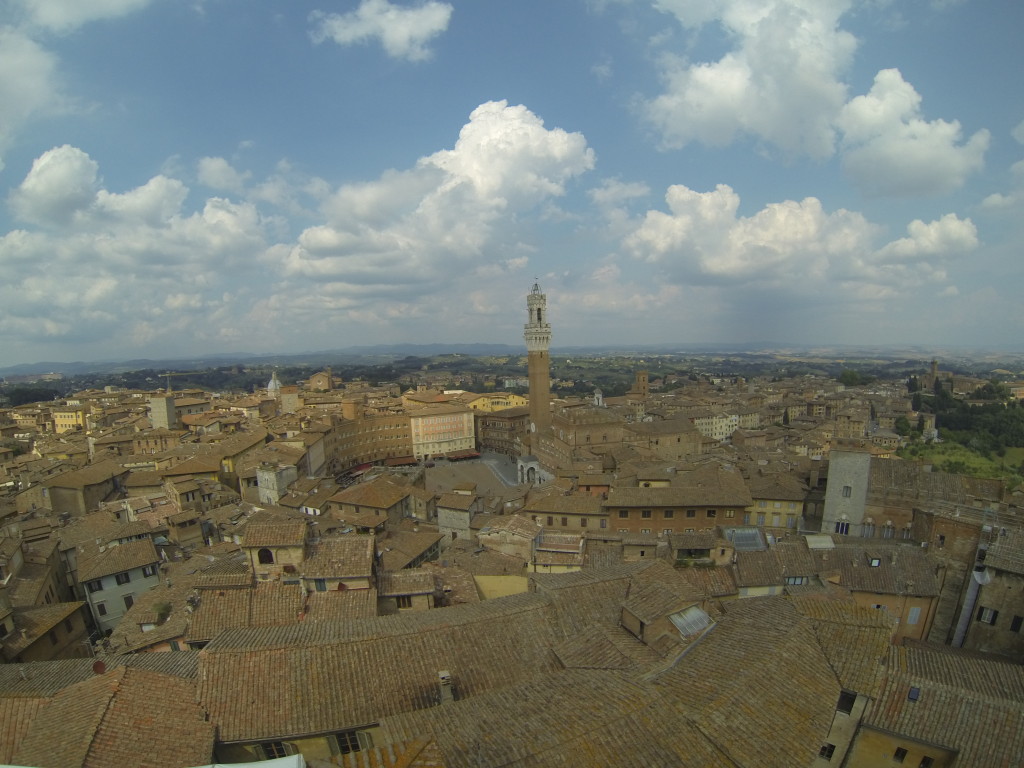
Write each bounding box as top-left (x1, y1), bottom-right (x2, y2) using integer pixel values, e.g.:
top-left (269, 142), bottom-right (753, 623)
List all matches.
top-left (257, 548), bottom-right (274, 565)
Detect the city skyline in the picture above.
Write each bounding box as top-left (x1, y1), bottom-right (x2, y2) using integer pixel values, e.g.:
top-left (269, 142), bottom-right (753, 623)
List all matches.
top-left (1, 0), bottom-right (1022, 367)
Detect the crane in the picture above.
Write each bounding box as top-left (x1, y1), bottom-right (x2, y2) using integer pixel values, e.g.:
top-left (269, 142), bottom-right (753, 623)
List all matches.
top-left (161, 371), bottom-right (195, 395)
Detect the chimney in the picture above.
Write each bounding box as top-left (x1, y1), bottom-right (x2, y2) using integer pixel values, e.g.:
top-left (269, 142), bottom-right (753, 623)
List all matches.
top-left (438, 670), bottom-right (454, 703)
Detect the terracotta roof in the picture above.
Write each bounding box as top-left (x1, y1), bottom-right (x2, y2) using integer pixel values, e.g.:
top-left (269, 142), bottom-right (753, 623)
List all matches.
top-left (379, 669), bottom-right (731, 768)
top-left (77, 538), bottom-right (159, 582)
top-left (1, 602), bottom-right (85, 658)
top-left (522, 493), bottom-right (603, 516)
top-left (242, 519), bottom-right (308, 548)
top-left (981, 526), bottom-right (1024, 575)
top-left (42, 459), bottom-right (127, 490)
top-left (330, 477), bottom-right (411, 511)
top-left (12, 666), bottom-right (214, 768)
top-left (378, 569), bottom-right (436, 597)
top-left (186, 582), bottom-right (304, 644)
top-left (651, 597), bottom-right (840, 767)
top-left (862, 645), bottom-right (1024, 767)
top-left (816, 543), bottom-right (941, 596)
top-left (378, 530), bottom-right (443, 571)
top-left (304, 589), bottom-right (378, 623)
top-left (303, 535), bottom-right (375, 579)
top-left (435, 492), bottom-right (477, 511)
top-left (0, 697), bottom-right (46, 764)
top-left (197, 593), bottom-right (568, 743)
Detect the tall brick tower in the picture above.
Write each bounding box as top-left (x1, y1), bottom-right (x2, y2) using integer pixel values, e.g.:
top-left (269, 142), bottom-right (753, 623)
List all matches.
top-left (524, 280), bottom-right (552, 439)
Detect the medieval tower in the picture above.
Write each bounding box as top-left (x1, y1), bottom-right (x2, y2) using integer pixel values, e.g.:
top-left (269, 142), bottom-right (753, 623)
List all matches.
top-left (524, 280), bottom-right (552, 439)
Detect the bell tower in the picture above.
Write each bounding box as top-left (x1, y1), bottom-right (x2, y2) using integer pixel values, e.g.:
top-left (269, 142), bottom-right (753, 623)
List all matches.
top-left (524, 280), bottom-right (552, 438)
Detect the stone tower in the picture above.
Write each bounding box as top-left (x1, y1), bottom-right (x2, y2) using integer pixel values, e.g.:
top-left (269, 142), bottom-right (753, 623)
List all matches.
top-left (524, 280), bottom-right (552, 438)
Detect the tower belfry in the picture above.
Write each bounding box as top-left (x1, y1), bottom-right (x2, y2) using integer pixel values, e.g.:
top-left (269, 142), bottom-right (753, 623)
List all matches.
top-left (524, 280), bottom-right (552, 437)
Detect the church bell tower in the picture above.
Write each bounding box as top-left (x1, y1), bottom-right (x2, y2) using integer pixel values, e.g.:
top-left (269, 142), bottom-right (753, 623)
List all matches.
top-left (524, 280), bottom-right (552, 437)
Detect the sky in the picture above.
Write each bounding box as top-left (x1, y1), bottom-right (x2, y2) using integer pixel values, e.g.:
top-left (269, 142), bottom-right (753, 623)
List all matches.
top-left (1, 0), bottom-right (1023, 366)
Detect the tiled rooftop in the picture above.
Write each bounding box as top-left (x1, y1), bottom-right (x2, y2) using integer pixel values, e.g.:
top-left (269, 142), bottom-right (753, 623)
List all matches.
top-left (12, 666), bottom-right (214, 768)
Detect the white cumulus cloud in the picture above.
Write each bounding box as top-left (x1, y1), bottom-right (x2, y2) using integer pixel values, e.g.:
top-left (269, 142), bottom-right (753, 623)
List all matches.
top-left (198, 156), bottom-right (252, 194)
top-left (10, 0), bottom-right (153, 33)
top-left (620, 181), bottom-right (978, 301)
top-left (310, 0), bottom-right (453, 62)
top-left (645, 0), bottom-right (856, 158)
top-left (873, 213), bottom-right (978, 262)
top-left (624, 182), bottom-right (876, 287)
top-left (0, 27), bottom-right (65, 170)
top-left (10, 0), bottom-right (153, 32)
top-left (9, 144), bottom-right (99, 226)
top-left (0, 145), bottom-right (270, 351)
top-left (838, 69), bottom-right (989, 197)
top-left (284, 101), bottom-right (595, 307)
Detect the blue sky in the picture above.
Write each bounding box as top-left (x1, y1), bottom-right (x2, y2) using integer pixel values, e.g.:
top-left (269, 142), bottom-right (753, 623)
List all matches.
top-left (1, 0), bottom-right (1022, 366)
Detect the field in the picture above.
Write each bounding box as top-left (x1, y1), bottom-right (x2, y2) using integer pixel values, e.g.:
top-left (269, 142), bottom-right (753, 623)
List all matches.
top-left (899, 441), bottom-right (1024, 488)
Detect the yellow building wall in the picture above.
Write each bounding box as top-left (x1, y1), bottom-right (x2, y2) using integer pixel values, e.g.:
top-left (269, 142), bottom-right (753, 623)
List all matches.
top-left (849, 592), bottom-right (935, 643)
top-left (846, 727), bottom-right (955, 768)
top-left (474, 575), bottom-right (527, 599)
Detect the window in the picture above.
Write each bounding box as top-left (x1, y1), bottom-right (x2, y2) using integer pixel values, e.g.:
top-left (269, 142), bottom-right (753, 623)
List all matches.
top-left (842, 485), bottom-right (852, 498)
top-left (48, 630), bottom-right (58, 645)
top-left (786, 516), bottom-right (797, 529)
top-left (64, 618), bottom-right (73, 633)
top-left (836, 690), bottom-right (856, 714)
top-left (758, 500), bottom-right (767, 508)
top-left (785, 576), bottom-right (808, 586)
top-left (561, 517), bottom-right (568, 527)
top-left (257, 548), bottom-right (274, 565)
top-left (97, 602), bottom-right (107, 616)
top-left (906, 606), bottom-right (921, 625)
top-left (114, 572), bottom-right (131, 585)
top-left (314, 578), bottom-right (327, 592)
top-left (1011, 615), bottom-right (1023, 633)
top-left (919, 758), bottom-right (934, 768)
top-left (640, 528), bottom-right (651, 534)
top-left (743, 513), bottom-right (751, 525)
top-left (619, 510), bottom-right (629, 519)
top-left (547, 516), bottom-right (553, 527)
top-left (818, 743), bottom-right (836, 761)
top-left (600, 519), bottom-right (607, 529)
top-left (663, 528), bottom-right (672, 535)
top-left (580, 517), bottom-right (588, 527)
top-left (706, 509), bottom-right (717, 518)
top-left (893, 747), bottom-right (908, 763)
top-left (862, 524), bottom-right (875, 538)
top-left (757, 514), bottom-right (766, 526)
top-left (260, 742), bottom-right (295, 760)
top-left (937, 534), bottom-right (946, 548)
top-left (641, 510), bottom-right (652, 519)
top-left (142, 564), bottom-right (157, 577)
top-left (725, 510), bottom-right (735, 519)
top-left (330, 730), bottom-right (372, 756)
top-left (976, 606), bottom-right (999, 625)
top-left (686, 510), bottom-right (696, 518)
top-left (123, 594), bottom-right (134, 610)
top-left (835, 521), bottom-right (850, 535)
top-left (664, 510), bottom-right (674, 519)
top-left (908, 687), bottom-right (921, 702)
top-left (86, 579), bottom-right (103, 594)
top-left (396, 595), bottom-right (413, 609)
top-left (882, 525), bottom-right (895, 539)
